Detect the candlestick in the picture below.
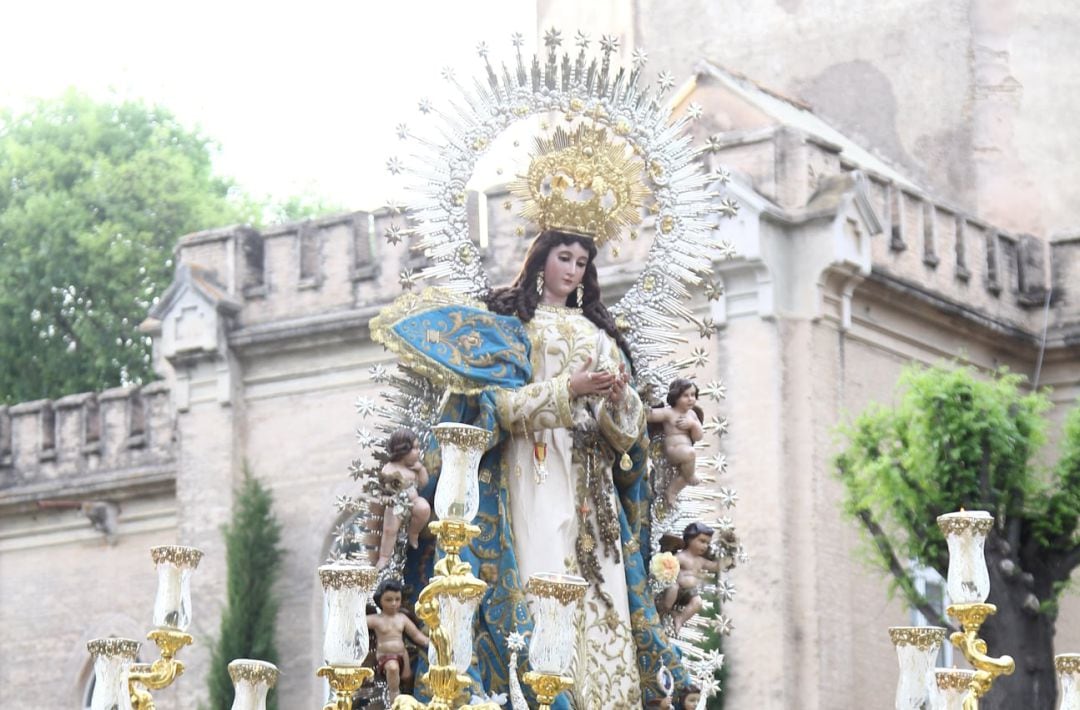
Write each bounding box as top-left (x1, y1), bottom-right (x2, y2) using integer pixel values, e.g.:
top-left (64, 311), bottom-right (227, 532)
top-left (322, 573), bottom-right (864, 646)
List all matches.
top-left (937, 511), bottom-right (992, 605)
top-left (87, 638), bottom-right (140, 710)
top-left (888, 627), bottom-right (946, 710)
top-left (228, 659), bottom-right (279, 710)
top-left (931, 670), bottom-right (976, 710)
top-left (150, 545), bottom-right (203, 631)
top-left (1058, 655), bottom-right (1080, 710)
top-left (431, 423), bottom-right (489, 522)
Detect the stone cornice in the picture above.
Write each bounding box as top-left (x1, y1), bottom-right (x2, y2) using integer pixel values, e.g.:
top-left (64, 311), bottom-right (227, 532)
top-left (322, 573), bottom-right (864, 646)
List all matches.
top-left (867, 268), bottom-right (1040, 346)
top-left (0, 464), bottom-right (175, 513)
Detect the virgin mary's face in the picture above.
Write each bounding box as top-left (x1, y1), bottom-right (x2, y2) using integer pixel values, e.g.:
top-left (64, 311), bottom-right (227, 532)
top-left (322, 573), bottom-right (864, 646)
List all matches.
top-left (541, 241), bottom-right (590, 304)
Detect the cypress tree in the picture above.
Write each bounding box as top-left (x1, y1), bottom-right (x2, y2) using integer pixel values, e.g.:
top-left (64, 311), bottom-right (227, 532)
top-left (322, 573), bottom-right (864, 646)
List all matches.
top-left (206, 470), bottom-right (284, 709)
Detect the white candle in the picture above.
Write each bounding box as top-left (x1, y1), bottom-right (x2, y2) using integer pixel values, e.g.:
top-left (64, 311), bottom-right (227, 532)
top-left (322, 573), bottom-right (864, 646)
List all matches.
top-left (937, 511), bottom-right (993, 605)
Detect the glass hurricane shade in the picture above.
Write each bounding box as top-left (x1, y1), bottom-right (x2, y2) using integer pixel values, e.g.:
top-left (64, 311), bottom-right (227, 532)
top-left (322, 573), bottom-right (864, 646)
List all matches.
top-left (228, 659), bottom-right (279, 710)
top-left (87, 638), bottom-right (139, 710)
top-left (432, 423), bottom-right (489, 522)
top-left (936, 510), bottom-right (993, 604)
top-left (527, 573), bottom-right (588, 675)
top-left (319, 564), bottom-right (378, 667)
top-left (888, 627), bottom-right (945, 710)
top-left (150, 546), bottom-right (202, 631)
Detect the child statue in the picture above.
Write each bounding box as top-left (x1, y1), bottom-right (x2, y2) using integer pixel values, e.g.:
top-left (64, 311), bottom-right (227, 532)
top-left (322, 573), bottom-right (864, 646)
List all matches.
top-left (647, 378), bottom-right (705, 505)
top-left (366, 579), bottom-right (430, 702)
top-left (376, 429), bottom-right (431, 570)
top-left (659, 522), bottom-right (720, 635)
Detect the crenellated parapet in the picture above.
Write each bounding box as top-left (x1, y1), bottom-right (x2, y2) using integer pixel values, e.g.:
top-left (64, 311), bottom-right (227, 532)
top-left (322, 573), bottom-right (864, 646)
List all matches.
top-left (0, 382), bottom-right (175, 509)
top-left (687, 61), bottom-right (1080, 347)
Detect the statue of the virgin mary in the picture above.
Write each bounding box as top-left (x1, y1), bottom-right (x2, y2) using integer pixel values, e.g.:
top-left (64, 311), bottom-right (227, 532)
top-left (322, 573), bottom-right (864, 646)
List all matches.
top-left (362, 32), bottom-right (736, 708)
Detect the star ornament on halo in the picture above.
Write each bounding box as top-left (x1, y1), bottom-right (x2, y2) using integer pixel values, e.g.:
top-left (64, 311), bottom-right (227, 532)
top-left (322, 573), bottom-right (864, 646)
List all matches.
top-left (543, 27), bottom-right (562, 49)
top-left (599, 34), bottom-right (620, 54)
top-left (632, 47), bottom-right (648, 68)
top-left (354, 396), bottom-right (377, 418)
top-left (399, 269), bottom-right (417, 291)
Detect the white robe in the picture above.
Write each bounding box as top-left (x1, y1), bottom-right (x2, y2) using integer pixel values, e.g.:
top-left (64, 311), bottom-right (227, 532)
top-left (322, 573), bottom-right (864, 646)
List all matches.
top-left (494, 304), bottom-right (646, 709)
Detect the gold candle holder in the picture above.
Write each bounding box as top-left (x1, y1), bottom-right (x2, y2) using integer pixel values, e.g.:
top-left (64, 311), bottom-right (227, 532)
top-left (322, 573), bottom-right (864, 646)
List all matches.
top-left (127, 628), bottom-right (195, 710)
top-left (522, 671), bottom-right (574, 710)
top-left (128, 545), bottom-right (203, 710)
top-left (317, 665), bottom-right (374, 710)
top-left (937, 512), bottom-right (1014, 710)
top-left (391, 520), bottom-right (494, 710)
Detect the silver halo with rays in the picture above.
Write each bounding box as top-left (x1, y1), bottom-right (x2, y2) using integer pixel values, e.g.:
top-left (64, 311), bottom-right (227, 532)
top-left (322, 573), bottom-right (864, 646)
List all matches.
top-left (387, 28), bottom-right (738, 397)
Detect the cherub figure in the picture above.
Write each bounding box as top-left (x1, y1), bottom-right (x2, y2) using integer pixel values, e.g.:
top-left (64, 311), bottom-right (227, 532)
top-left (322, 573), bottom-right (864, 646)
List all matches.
top-left (376, 429), bottom-right (431, 570)
top-left (647, 378), bottom-right (705, 505)
top-left (660, 522), bottom-right (720, 635)
top-left (366, 579), bottom-right (429, 702)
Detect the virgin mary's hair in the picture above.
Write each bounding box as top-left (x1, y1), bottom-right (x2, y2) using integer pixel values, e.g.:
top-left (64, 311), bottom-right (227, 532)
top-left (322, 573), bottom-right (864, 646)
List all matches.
top-left (483, 229), bottom-right (633, 364)
top-left (386, 429), bottom-right (417, 462)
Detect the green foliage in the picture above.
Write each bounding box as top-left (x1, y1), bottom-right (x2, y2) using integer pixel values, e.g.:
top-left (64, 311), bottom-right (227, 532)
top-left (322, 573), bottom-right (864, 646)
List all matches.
top-left (206, 470), bottom-right (284, 710)
top-left (0, 91), bottom-right (245, 402)
top-left (0, 91), bottom-right (342, 404)
top-left (834, 363), bottom-right (1080, 614)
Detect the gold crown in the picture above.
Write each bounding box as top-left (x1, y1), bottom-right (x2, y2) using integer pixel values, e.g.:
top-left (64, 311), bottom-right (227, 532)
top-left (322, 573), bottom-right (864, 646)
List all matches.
top-left (510, 124), bottom-right (647, 246)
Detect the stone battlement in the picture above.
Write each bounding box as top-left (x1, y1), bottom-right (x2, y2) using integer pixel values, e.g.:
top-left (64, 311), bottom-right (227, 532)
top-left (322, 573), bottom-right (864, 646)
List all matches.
top-left (0, 382), bottom-right (175, 507)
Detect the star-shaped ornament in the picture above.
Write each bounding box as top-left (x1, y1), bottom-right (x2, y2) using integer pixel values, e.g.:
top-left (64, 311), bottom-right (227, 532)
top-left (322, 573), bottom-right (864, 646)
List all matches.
top-left (704, 281), bottom-right (724, 301)
top-left (505, 631), bottom-right (527, 652)
top-left (418, 98), bottom-right (432, 114)
top-left (599, 34), bottom-right (620, 54)
top-left (354, 396), bottom-right (377, 418)
top-left (632, 47), bottom-right (648, 68)
top-left (543, 27), bottom-right (562, 49)
top-left (700, 379), bottom-right (726, 400)
top-left (574, 30), bottom-right (590, 49)
top-left (718, 487), bottom-right (739, 509)
top-left (703, 416), bottom-right (730, 438)
top-left (511, 32), bottom-right (525, 48)
top-left (707, 453), bottom-right (728, 474)
top-left (355, 428), bottom-right (377, 448)
top-left (399, 269), bottom-right (417, 291)
top-left (385, 157), bottom-right (403, 175)
top-left (384, 224), bottom-right (404, 245)
top-left (395, 123), bottom-right (409, 140)
top-left (718, 240), bottom-right (737, 260)
top-left (712, 167), bottom-right (732, 185)
top-left (368, 364), bottom-right (388, 381)
top-left (717, 197), bottom-right (739, 218)
top-left (696, 317), bottom-right (718, 339)
top-left (706, 134), bottom-right (726, 153)
top-left (476, 41), bottom-right (489, 58)
top-left (686, 102), bottom-right (704, 120)
top-left (657, 71), bottom-right (675, 92)
top-left (717, 579), bottom-right (736, 602)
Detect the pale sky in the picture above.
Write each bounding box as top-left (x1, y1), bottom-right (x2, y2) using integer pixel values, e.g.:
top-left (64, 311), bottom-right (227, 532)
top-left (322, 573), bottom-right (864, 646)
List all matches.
top-left (0, 0), bottom-right (536, 210)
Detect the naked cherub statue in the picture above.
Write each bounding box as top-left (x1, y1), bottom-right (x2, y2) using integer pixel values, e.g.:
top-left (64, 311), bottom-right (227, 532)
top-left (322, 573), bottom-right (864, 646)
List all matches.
top-left (376, 429), bottom-right (431, 570)
top-left (366, 579), bottom-right (429, 702)
top-left (660, 522), bottom-right (721, 635)
top-left (647, 378), bottom-right (705, 505)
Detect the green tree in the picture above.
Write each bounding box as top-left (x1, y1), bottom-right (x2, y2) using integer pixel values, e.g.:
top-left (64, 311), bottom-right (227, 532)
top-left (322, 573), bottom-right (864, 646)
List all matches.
top-left (0, 91), bottom-right (341, 404)
top-left (835, 365), bottom-right (1080, 709)
top-left (207, 471), bottom-right (284, 710)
